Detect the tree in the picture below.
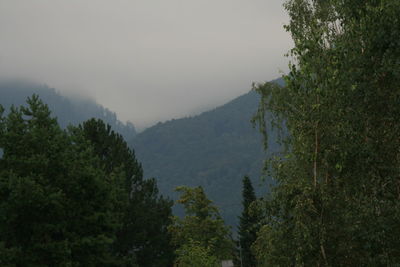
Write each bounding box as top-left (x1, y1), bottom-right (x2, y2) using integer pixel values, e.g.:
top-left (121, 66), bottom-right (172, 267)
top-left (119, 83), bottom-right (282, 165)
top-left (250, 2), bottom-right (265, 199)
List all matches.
top-left (77, 118), bottom-right (174, 266)
top-left (0, 98), bottom-right (175, 266)
top-left (252, 0), bottom-right (400, 265)
top-left (175, 239), bottom-right (220, 267)
top-left (168, 186), bottom-right (234, 265)
top-left (238, 176), bottom-right (259, 267)
top-left (0, 96), bottom-right (118, 266)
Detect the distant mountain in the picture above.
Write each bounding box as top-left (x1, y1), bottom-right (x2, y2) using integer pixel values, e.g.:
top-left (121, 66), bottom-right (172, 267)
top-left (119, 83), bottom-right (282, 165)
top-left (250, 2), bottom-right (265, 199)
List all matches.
top-left (131, 78), bottom-right (283, 230)
top-left (0, 80), bottom-right (136, 140)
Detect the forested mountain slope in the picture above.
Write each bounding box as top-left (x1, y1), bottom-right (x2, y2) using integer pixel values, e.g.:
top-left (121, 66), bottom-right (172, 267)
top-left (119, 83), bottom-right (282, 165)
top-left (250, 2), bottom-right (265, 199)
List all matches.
top-left (0, 80), bottom-right (136, 140)
top-left (131, 79), bottom-right (283, 229)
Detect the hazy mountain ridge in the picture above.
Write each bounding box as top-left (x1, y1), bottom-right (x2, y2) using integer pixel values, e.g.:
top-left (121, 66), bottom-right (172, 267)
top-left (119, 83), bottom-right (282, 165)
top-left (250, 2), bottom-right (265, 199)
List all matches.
top-left (131, 78), bottom-right (283, 229)
top-left (0, 80), bottom-right (136, 140)
top-left (0, 78), bottom-right (283, 229)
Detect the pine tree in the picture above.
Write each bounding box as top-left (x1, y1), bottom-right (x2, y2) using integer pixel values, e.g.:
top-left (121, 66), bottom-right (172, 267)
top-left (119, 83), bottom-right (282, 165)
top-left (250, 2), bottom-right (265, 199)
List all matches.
top-left (77, 118), bottom-right (174, 266)
top-left (0, 96), bottom-right (118, 266)
top-left (0, 98), bottom-right (175, 266)
top-left (238, 176), bottom-right (258, 267)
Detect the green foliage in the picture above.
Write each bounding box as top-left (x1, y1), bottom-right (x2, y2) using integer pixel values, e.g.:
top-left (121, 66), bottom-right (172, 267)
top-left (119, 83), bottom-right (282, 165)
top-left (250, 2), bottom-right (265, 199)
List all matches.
top-left (252, 0), bottom-right (400, 265)
top-left (0, 97), bottom-right (174, 266)
top-left (238, 176), bottom-right (259, 267)
top-left (0, 95), bottom-right (117, 266)
top-left (175, 239), bottom-right (220, 267)
top-left (168, 186), bottom-right (234, 264)
top-left (76, 118), bottom-right (175, 266)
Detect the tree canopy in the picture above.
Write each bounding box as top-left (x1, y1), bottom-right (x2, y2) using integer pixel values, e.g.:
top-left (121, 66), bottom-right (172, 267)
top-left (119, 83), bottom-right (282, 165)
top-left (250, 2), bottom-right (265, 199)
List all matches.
top-left (0, 96), bottom-right (117, 265)
top-left (252, 0), bottom-right (400, 265)
top-left (0, 96), bottom-right (173, 266)
top-left (77, 118), bottom-right (175, 266)
top-left (168, 186), bottom-right (234, 265)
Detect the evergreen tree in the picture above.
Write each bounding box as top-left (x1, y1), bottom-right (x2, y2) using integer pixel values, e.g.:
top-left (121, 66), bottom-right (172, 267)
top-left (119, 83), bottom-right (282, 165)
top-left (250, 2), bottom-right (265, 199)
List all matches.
top-left (0, 96), bottom-right (118, 266)
top-left (238, 176), bottom-right (258, 267)
top-left (77, 118), bottom-right (175, 266)
top-left (0, 98), bottom-right (175, 266)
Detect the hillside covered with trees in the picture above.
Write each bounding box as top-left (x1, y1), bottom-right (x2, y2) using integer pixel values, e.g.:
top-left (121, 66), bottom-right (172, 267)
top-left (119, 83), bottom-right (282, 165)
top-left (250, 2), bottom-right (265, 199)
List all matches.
top-left (0, 96), bottom-right (240, 266)
top-left (130, 79), bottom-right (283, 229)
top-left (0, 80), bottom-right (136, 141)
top-left (1, 0), bottom-right (399, 265)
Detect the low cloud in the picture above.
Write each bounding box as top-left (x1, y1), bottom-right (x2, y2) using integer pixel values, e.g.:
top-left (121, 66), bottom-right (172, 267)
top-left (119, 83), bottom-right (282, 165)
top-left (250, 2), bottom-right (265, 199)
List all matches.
top-left (0, 0), bottom-right (291, 130)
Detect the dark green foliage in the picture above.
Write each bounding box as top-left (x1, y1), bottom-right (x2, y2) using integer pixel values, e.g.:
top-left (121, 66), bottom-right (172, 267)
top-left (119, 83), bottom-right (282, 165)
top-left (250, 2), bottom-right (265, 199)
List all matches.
top-left (238, 176), bottom-right (259, 267)
top-left (131, 81), bottom-right (282, 229)
top-left (0, 80), bottom-right (136, 140)
top-left (127, 178), bottom-right (175, 267)
top-left (0, 96), bottom-right (117, 266)
top-left (252, 0), bottom-right (400, 265)
top-left (76, 118), bottom-right (175, 266)
top-left (0, 97), bottom-right (174, 266)
top-left (78, 118), bottom-right (141, 189)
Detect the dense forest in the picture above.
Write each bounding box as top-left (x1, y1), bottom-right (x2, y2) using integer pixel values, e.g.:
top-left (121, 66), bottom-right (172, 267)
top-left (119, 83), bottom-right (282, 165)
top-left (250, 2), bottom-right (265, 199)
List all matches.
top-left (0, 96), bottom-right (174, 266)
top-left (1, 78), bottom-right (282, 231)
top-left (1, 0), bottom-right (400, 266)
top-left (0, 96), bottom-right (239, 266)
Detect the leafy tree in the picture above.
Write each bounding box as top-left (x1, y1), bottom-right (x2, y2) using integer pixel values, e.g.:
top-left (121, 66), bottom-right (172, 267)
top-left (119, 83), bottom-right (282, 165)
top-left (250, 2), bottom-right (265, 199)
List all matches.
top-left (168, 186), bottom-right (234, 265)
top-left (175, 239), bottom-right (219, 267)
top-left (237, 176), bottom-right (259, 267)
top-left (252, 0), bottom-right (400, 265)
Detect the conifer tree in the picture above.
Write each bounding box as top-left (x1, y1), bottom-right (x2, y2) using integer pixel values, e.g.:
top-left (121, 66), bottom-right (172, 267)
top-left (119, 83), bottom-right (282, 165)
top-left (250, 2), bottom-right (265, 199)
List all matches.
top-left (0, 96), bottom-right (118, 266)
top-left (77, 118), bottom-right (174, 266)
top-left (238, 176), bottom-right (258, 267)
top-left (0, 98), bottom-right (175, 266)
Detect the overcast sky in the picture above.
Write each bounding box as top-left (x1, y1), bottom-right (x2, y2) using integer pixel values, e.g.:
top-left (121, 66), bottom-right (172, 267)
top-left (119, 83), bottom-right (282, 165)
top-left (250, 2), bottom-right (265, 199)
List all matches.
top-left (0, 0), bottom-right (291, 130)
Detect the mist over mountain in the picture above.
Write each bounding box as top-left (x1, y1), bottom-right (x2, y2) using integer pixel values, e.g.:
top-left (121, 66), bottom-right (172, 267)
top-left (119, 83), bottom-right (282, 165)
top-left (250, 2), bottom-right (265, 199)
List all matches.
top-left (131, 78), bottom-right (283, 230)
top-left (0, 80), bottom-right (136, 140)
top-left (0, 77), bottom-right (283, 230)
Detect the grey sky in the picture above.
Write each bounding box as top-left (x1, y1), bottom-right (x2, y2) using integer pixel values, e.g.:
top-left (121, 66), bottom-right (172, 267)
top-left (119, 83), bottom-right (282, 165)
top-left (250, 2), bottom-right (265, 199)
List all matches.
top-left (0, 0), bottom-right (291, 130)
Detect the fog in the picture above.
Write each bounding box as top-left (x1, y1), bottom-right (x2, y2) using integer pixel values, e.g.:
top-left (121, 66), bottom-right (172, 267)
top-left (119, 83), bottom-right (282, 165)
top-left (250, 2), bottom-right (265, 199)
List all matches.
top-left (0, 0), bottom-right (291, 130)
